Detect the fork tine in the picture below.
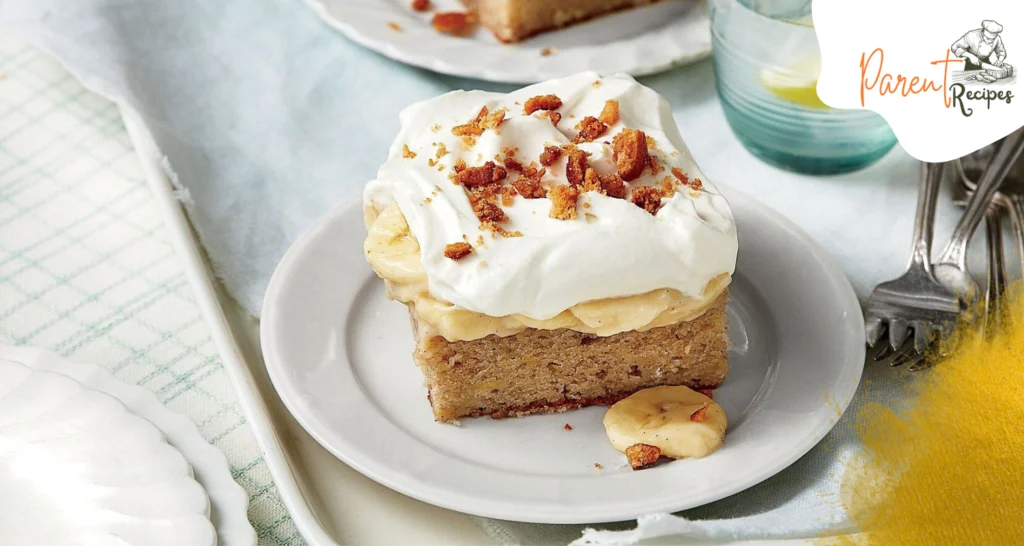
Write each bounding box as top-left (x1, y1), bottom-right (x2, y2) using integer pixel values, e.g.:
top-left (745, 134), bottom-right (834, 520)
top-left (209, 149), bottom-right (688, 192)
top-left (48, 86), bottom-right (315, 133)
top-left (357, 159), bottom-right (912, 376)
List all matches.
top-left (865, 315), bottom-right (885, 347)
top-left (907, 352), bottom-right (931, 370)
top-left (912, 321), bottom-right (932, 354)
top-left (871, 337), bottom-right (894, 361)
top-left (888, 335), bottom-right (917, 367)
top-left (888, 319), bottom-right (910, 350)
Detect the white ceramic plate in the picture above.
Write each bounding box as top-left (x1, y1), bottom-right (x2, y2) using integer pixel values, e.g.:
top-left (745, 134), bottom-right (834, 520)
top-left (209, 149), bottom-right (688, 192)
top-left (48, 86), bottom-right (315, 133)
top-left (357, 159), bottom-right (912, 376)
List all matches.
top-left (303, 0), bottom-right (711, 83)
top-left (261, 187), bottom-right (864, 524)
top-left (0, 346), bottom-right (256, 546)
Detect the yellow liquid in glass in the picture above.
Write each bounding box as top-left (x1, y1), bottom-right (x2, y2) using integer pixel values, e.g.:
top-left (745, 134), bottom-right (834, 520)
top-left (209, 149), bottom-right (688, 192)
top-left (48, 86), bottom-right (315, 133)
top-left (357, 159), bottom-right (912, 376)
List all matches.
top-left (758, 14), bottom-right (831, 110)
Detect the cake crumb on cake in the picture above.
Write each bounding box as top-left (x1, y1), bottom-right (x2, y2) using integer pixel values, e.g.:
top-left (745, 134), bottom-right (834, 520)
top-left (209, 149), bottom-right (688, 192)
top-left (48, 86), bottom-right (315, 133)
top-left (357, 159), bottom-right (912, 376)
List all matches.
top-left (444, 242), bottom-right (473, 260)
top-left (631, 185), bottom-right (664, 215)
top-left (539, 145), bottom-right (562, 166)
top-left (410, 0), bottom-right (430, 11)
top-left (547, 111), bottom-right (562, 127)
top-left (387, 21), bottom-right (402, 32)
top-left (613, 128), bottom-right (649, 181)
top-left (455, 161), bottom-right (505, 188)
top-left (480, 109), bottom-right (506, 130)
top-left (594, 463), bottom-right (603, 470)
top-left (564, 423), bottom-right (573, 431)
top-left (548, 185), bottom-right (580, 220)
top-left (690, 403), bottom-right (710, 422)
top-left (583, 168), bottom-right (624, 198)
top-left (671, 167), bottom-right (690, 185)
top-left (581, 169), bottom-right (626, 199)
top-left (540, 47), bottom-right (557, 56)
top-left (524, 94), bottom-right (562, 115)
top-left (564, 147), bottom-right (588, 187)
top-left (500, 147), bottom-right (524, 172)
top-left (599, 100), bottom-right (620, 126)
top-left (452, 123), bottom-right (483, 137)
top-left (402, 144), bottom-right (416, 159)
top-left (625, 443), bottom-right (662, 470)
top-left (453, 107), bottom-right (504, 141)
top-left (481, 221), bottom-right (522, 238)
top-left (513, 176), bottom-right (547, 199)
top-left (470, 193), bottom-right (506, 223)
top-left (583, 168), bottom-right (602, 194)
top-left (573, 116), bottom-right (608, 143)
top-left (648, 153), bottom-right (664, 176)
top-left (499, 185), bottom-right (516, 206)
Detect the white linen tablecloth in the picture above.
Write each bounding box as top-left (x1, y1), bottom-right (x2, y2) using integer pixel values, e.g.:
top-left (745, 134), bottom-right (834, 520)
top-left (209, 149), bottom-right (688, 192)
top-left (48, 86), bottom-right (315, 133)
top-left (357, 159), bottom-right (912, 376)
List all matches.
top-left (0, 37), bottom-right (303, 545)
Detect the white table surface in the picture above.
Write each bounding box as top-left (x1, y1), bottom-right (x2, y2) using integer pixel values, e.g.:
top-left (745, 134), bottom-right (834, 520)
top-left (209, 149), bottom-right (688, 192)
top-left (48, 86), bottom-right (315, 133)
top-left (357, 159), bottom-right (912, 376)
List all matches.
top-left (0, 35), bottom-right (503, 546)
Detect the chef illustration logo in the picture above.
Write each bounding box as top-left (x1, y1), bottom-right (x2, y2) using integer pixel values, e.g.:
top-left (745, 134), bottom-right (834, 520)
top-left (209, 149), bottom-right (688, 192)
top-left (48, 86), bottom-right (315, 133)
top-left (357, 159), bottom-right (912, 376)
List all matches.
top-left (858, 19), bottom-right (1014, 117)
top-left (951, 20), bottom-right (1015, 86)
top-left (946, 20), bottom-right (1015, 116)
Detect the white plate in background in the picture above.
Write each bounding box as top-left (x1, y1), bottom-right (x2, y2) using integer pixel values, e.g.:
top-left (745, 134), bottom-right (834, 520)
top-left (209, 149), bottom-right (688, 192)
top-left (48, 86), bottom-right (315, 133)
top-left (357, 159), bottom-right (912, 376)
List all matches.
top-left (0, 345), bottom-right (256, 546)
top-left (260, 186), bottom-right (865, 524)
top-left (304, 0), bottom-right (711, 83)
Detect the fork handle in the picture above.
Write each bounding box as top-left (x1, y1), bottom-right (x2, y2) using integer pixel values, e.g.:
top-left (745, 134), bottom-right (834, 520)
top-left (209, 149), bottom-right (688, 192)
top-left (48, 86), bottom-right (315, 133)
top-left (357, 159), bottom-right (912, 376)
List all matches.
top-left (1008, 195), bottom-right (1024, 278)
top-left (984, 211), bottom-right (1005, 337)
top-left (909, 162), bottom-right (944, 269)
top-left (939, 129), bottom-right (1024, 267)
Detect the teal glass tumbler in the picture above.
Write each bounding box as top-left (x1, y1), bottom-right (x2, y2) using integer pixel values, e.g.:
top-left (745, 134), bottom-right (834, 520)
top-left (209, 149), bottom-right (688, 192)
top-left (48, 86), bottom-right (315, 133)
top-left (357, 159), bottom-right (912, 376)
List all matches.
top-left (710, 0), bottom-right (898, 175)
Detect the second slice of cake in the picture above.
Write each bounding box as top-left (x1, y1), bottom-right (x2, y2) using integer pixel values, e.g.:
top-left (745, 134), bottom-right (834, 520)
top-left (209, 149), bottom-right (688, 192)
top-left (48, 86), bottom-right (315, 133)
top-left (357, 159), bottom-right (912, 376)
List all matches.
top-left (465, 0), bottom-right (661, 42)
top-left (364, 72), bottom-right (737, 423)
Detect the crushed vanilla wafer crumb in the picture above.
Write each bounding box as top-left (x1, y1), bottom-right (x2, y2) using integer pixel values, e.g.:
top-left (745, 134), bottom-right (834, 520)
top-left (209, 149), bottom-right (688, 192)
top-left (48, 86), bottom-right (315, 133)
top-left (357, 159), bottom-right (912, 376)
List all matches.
top-left (690, 403), bottom-right (710, 422)
top-left (599, 100), bottom-right (620, 126)
top-left (548, 185), bottom-right (580, 220)
top-left (625, 444), bottom-right (661, 471)
top-left (524, 94), bottom-right (562, 115)
top-left (443, 242), bottom-right (472, 260)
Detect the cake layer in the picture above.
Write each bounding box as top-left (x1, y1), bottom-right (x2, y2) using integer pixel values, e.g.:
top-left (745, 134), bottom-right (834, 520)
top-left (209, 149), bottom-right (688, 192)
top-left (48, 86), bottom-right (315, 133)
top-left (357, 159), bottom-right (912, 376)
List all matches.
top-left (413, 292), bottom-right (729, 422)
top-left (367, 202), bottom-right (731, 341)
top-left (467, 0), bottom-right (660, 42)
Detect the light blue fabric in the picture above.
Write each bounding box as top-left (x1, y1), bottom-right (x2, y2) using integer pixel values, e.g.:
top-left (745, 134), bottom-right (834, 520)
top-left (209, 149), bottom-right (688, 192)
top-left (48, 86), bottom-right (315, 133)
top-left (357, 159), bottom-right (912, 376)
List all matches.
top-left (0, 0), bottom-right (979, 542)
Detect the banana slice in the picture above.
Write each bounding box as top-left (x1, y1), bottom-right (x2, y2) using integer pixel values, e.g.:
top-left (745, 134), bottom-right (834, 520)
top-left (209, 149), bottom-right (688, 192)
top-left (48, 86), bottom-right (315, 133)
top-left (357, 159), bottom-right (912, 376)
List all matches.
top-left (604, 386), bottom-right (728, 461)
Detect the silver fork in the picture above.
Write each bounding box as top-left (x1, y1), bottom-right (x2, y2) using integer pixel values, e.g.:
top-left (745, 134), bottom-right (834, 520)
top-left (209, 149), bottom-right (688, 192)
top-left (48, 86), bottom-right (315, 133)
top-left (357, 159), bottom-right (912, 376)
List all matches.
top-left (954, 157), bottom-right (1012, 337)
top-left (865, 162), bottom-right (961, 360)
top-left (933, 128), bottom-right (1024, 309)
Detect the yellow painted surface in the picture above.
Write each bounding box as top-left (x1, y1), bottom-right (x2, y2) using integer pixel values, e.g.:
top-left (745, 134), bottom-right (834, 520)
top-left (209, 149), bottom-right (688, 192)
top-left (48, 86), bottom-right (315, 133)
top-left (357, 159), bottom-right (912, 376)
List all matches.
top-left (824, 288), bottom-right (1024, 544)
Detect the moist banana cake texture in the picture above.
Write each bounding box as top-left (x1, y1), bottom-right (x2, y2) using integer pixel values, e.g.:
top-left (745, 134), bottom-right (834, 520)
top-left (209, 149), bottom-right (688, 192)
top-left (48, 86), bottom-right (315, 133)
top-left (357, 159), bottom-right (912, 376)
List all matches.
top-left (415, 293), bottom-right (728, 422)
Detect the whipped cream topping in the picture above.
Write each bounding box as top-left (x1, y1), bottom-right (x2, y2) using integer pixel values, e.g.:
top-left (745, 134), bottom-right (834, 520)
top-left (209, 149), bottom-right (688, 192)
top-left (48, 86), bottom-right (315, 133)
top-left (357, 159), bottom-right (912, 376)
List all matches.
top-left (364, 72), bottom-right (737, 320)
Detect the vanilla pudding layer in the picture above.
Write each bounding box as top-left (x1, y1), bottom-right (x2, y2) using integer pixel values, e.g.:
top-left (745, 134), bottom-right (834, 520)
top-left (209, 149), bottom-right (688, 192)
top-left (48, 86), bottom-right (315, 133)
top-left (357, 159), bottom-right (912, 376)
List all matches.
top-left (363, 72), bottom-right (738, 326)
top-left (366, 203), bottom-right (731, 342)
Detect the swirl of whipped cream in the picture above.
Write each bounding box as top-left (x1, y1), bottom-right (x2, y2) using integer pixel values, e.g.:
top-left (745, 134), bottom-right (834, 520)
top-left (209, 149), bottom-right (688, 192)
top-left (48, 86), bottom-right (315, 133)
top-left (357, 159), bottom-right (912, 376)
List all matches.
top-left (364, 72), bottom-right (737, 320)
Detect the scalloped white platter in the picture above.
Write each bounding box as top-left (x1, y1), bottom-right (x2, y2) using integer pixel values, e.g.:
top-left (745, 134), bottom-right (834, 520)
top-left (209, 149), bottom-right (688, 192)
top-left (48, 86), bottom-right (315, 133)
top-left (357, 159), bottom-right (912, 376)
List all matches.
top-left (0, 346), bottom-right (256, 546)
top-left (303, 0), bottom-right (711, 83)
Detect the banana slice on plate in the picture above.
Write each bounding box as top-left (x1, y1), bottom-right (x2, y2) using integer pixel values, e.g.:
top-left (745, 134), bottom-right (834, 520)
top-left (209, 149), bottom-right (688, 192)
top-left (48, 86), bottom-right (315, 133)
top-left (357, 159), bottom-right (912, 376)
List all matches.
top-left (604, 386), bottom-right (728, 469)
